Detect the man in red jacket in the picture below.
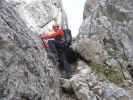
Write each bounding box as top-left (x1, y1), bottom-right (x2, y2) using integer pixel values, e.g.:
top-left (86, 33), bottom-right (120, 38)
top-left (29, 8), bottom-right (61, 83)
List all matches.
top-left (40, 24), bottom-right (72, 78)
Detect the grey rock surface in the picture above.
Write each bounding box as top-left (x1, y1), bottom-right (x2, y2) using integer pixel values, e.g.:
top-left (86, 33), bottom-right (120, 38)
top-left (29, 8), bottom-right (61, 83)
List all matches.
top-left (1, 0), bottom-right (133, 100)
top-left (61, 61), bottom-right (133, 100)
top-left (6, 0), bottom-right (68, 35)
top-left (69, 0), bottom-right (133, 99)
top-left (0, 0), bottom-right (76, 100)
top-left (77, 0), bottom-right (133, 80)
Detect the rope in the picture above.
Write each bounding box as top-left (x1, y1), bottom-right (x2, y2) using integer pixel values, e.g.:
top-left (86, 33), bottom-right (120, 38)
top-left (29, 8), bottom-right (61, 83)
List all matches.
top-left (40, 1), bottom-right (67, 28)
top-left (40, 18), bottom-right (54, 28)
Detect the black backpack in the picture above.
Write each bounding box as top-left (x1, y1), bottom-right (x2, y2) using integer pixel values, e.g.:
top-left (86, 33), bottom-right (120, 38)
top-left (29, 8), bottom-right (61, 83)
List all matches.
top-left (63, 29), bottom-right (72, 47)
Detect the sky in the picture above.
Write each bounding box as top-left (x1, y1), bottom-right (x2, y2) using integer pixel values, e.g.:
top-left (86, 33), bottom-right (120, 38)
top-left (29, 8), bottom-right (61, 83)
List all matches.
top-left (62, 0), bottom-right (86, 37)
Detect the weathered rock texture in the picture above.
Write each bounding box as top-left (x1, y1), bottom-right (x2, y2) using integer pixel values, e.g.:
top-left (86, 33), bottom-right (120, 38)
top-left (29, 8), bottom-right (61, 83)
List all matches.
top-left (69, 0), bottom-right (133, 99)
top-left (61, 61), bottom-right (133, 100)
top-left (1, 0), bottom-right (133, 100)
top-left (0, 0), bottom-right (76, 100)
top-left (76, 0), bottom-right (133, 80)
top-left (6, 0), bottom-right (68, 35)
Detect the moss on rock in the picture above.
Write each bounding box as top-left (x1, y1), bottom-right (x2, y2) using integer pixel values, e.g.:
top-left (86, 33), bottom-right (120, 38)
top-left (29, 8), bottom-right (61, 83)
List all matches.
top-left (89, 63), bottom-right (124, 84)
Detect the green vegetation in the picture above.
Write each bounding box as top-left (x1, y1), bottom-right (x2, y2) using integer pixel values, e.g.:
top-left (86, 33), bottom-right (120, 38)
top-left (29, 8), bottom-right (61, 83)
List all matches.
top-left (89, 63), bottom-right (124, 84)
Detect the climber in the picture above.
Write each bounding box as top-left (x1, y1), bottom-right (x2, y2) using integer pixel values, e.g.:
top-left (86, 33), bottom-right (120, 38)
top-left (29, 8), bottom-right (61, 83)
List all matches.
top-left (40, 24), bottom-right (72, 78)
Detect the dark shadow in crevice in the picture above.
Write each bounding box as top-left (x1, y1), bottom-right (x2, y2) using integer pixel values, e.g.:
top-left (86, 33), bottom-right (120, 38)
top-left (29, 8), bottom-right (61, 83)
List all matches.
top-left (127, 64), bottom-right (133, 78)
top-left (66, 47), bottom-right (91, 64)
top-left (60, 87), bottom-right (78, 100)
top-left (61, 87), bottom-right (75, 95)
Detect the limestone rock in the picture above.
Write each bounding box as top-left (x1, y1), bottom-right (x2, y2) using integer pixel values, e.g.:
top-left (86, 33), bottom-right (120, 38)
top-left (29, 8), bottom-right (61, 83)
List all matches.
top-left (76, 0), bottom-right (133, 79)
top-left (1, 0), bottom-right (133, 100)
top-left (6, 0), bottom-right (68, 35)
top-left (0, 0), bottom-right (75, 100)
top-left (61, 61), bottom-right (133, 100)
top-left (68, 0), bottom-right (133, 99)
top-left (72, 39), bottom-right (105, 64)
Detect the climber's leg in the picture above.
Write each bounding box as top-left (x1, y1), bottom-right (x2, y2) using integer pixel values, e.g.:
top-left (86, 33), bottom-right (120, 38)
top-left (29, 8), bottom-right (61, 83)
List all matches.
top-left (59, 50), bottom-right (72, 74)
top-left (46, 40), bottom-right (59, 63)
top-left (59, 52), bottom-right (72, 79)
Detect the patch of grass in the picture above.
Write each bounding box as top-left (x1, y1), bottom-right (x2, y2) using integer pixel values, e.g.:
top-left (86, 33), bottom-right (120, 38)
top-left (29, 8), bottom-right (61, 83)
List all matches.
top-left (89, 63), bottom-right (124, 84)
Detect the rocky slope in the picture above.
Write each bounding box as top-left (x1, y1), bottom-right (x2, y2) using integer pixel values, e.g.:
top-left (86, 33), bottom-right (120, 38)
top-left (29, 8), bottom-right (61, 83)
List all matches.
top-left (61, 61), bottom-right (133, 100)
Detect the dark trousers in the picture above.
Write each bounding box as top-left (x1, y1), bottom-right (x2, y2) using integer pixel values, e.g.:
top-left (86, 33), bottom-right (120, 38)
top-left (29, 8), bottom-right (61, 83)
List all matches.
top-left (47, 40), bottom-right (71, 73)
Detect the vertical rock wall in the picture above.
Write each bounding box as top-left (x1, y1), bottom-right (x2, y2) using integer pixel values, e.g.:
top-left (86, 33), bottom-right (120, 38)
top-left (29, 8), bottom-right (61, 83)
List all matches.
top-left (6, 0), bottom-right (68, 35)
top-left (77, 0), bottom-right (133, 79)
top-left (0, 0), bottom-right (76, 100)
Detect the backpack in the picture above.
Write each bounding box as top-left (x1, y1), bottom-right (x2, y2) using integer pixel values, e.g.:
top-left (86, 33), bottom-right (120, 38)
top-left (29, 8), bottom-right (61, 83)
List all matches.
top-left (63, 29), bottom-right (72, 47)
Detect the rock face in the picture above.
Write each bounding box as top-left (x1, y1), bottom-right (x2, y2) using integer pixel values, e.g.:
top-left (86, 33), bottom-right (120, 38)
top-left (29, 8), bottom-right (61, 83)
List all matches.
top-left (6, 0), bottom-right (68, 35)
top-left (1, 0), bottom-right (133, 100)
top-left (0, 0), bottom-right (75, 100)
top-left (76, 0), bottom-right (133, 80)
top-left (69, 0), bottom-right (133, 99)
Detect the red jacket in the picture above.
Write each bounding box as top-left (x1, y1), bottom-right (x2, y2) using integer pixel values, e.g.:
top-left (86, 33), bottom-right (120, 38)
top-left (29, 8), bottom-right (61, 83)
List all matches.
top-left (40, 29), bottom-right (64, 48)
top-left (40, 29), bottom-right (64, 39)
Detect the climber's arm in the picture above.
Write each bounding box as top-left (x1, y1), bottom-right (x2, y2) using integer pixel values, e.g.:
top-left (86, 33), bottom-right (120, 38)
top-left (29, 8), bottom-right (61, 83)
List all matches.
top-left (40, 30), bottom-right (64, 40)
